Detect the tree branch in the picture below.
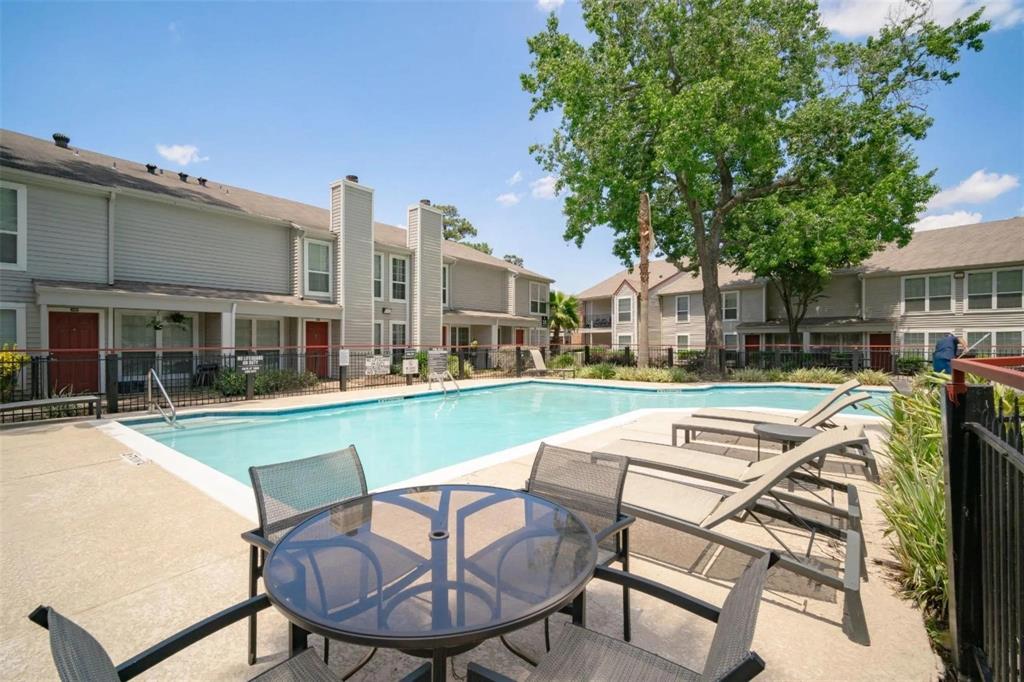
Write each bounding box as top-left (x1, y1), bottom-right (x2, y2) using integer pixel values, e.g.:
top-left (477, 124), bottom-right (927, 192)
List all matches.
top-left (718, 175), bottom-right (799, 217)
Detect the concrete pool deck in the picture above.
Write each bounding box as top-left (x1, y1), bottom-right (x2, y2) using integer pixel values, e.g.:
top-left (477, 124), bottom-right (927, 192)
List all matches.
top-left (0, 379), bottom-right (937, 680)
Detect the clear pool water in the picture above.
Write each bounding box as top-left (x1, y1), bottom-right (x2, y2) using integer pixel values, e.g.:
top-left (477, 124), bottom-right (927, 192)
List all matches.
top-left (128, 382), bottom-right (886, 490)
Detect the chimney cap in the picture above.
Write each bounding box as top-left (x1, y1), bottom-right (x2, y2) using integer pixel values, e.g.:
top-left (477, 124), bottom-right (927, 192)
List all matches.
top-left (419, 199), bottom-right (431, 206)
top-left (345, 174), bottom-right (359, 183)
top-left (145, 163), bottom-right (157, 174)
top-left (52, 133), bottom-right (70, 148)
top-left (178, 172), bottom-right (189, 182)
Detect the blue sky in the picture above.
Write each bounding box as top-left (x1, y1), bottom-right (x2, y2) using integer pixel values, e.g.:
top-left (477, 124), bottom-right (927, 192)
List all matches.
top-left (1, 1), bottom-right (1021, 293)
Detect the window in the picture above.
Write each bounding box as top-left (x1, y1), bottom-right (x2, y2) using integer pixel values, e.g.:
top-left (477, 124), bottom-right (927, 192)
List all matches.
top-left (530, 282), bottom-right (548, 315)
top-left (390, 322), bottom-right (407, 347)
top-left (901, 332), bottom-right (925, 348)
top-left (235, 318), bottom-right (282, 366)
top-left (373, 321), bottom-right (383, 354)
top-left (966, 331), bottom-right (992, 356)
top-left (809, 332), bottom-right (863, 349)
top-left (0, 303), bottom-right (25, 348)
top-left (676, 334), bottom-right (689, 349)
top-left (675, 295), bottom-right (689, 323)
top-left (450, 326), bottom-right (470, 347)
top-left (0, 181), bottom-right (27, 270)
top-left (967, 268), bottom-right (1023, 310)
top-left (617, 334), bottom-right (632, 347)
top-left (724, 332), bottom-right (739, 349)
top-left (994, 331), bottom-right (1023, 357)
top-left (903, 274), bottom-right (952, 313)
top-left (391, 257), bottom-right (407, 301)
top-left (305, 240), bottom-right (331, 296)
top-left (120, 313), bottom-right (158, 376)
top-left (119, 312), bottom-right (197, 377)
top-left (373, 254), bottom-right (383, 299)
top-left (616, 296), bottom-right (632, 323)
top-left (442, 265), bottom-right (449, 306)
top-left (722, 292), bottom-right (739, 321)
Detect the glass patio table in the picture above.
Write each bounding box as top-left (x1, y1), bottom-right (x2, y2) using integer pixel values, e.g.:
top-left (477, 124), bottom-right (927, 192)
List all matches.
top-left (262, 484), bottom-right (598, 682)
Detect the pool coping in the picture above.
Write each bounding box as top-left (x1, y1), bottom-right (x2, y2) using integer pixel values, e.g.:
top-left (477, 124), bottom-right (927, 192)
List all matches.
top-left (95, 379), bottom-right (887, 524)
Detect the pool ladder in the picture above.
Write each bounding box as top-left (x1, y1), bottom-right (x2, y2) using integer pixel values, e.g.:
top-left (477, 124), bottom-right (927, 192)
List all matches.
top-left (428, 370), bottom-right (460, 396)
top-left (146, 369), bottom-right (180, 427)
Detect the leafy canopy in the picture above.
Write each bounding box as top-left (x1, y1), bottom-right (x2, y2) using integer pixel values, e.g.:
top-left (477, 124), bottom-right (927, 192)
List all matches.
top-left (434, 203), bottom-right (493, 255)
top-left (523, 0), bottom-right (987, 347)
top-left (503, 254), bottom-right (525, 267)
top-left (548, 290), bottom-right (581, 336)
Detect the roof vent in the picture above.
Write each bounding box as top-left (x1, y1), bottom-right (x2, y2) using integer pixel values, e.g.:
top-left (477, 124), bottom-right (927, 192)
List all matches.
top-left (420, 199), bottom-right (431, 206)
top-left (178, 172), bottom-right (189, 182)
top-left (345, 174), bottom-right (359, 183)
top-left (197, 177), bottom-right (207, 187)
top-left (52, 133), bottom-right (70, 148)
top-left (145, 164), bottom-right (157, 174)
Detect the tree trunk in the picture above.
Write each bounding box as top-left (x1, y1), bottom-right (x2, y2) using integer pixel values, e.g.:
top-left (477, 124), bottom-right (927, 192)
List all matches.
top-left (701, 261), bottom-right (723, 374)
top-left (637, 192), bottom-right (652, 369)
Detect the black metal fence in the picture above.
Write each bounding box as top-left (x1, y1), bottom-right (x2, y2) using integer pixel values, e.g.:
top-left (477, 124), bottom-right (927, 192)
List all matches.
top-left (942, 357), bottom-right (1023, 681)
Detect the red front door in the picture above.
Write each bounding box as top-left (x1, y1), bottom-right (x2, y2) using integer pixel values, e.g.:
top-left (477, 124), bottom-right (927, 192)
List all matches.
top-left (305, 321), bottom-right (329, 378)
top-left (869, 333), bottom-right (893, 372)
top-left (49, 312), bottom-right (100, 393)
top-left (515, 328), bottom-right (525, 346)
top-left (442, 326), bottom-right (448, 346)
top-left (744, 334), bottom-right (761, 352)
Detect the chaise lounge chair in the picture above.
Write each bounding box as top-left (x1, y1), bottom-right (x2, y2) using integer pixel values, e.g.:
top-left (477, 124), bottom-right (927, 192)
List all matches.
top-left (694, 379), bottom-right (861, 425)
top-left (524, 349), bottom-right (576, 379)
top-left (467, 553), bottom-right (776, 682)
top-left (599, 425), bottom-right (873, 491)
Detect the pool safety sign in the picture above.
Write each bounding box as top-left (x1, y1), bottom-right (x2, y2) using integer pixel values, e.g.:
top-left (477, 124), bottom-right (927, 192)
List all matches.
top-left (402, 358), bottom-right (419, 375)
top-left (338, 349), bottom-right (350, 367)
top-left (366, 356), bottom-right (390, 376)
top-left (238, 355), bottom-right (263, 374)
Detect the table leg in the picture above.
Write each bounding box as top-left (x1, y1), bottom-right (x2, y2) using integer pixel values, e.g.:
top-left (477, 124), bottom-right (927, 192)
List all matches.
top-left (571, 591), bottom-right (587, 627)
top-left (288, 622), bottom-right (309, 656)
top-left (432, 649), bottom-right (446, 682)
top-left (672, 425), bottom-right (679, 447)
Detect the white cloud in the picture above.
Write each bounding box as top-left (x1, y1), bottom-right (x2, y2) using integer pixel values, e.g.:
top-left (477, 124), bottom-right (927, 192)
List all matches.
top-left (496, 192), bottom-right (522, 207)
top-left (507, 170), bottom-right (523, 186)
top-left (537, 0), bottom-right (565, 10)
top-left (928, 169), bottom-right (1020, 209)
top-left (530, 175), bottom-right (559, 199)
top-left (156, 144), bottom-right (208, 166)
top-left (913, 210), bottom-right (983, 231)
top-left (821, 0), bottom-right (1023, 37)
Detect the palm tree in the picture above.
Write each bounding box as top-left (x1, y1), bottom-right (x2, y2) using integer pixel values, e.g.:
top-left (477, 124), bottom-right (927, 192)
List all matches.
top-left (548, 290), bottom-right (580, 346)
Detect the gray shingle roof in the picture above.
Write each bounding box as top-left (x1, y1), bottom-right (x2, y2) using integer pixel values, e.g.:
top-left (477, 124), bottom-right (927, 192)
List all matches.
top-left (1, 129), bottom-right (554, 282)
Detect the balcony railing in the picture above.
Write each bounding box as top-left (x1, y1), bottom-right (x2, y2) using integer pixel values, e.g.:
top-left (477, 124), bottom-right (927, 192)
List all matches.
top-left (583, 315), bottom-right (612, 329)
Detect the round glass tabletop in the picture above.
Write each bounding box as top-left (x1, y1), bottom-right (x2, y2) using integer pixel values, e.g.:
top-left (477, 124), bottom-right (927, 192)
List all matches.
top-left (263, 484), bottom-right (597, 650)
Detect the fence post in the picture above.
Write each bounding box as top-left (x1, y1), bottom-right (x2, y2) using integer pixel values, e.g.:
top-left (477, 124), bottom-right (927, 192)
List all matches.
top-left (30, 356), bottom-right (41, 399)
top-left (515, 346), bottom-right (523, 377)
top-left (941, 383), bottom-right (990, 674)
top-left (339, 366), bottom-right (347, 392)
top-left (584, 345), bottom-right (590, 366)
top-left (104, 353), bottom-right (119, 414)
top-left (667, 346), bottom-right (673, 368)
top-left (245, 373), bottom-right (255, 400)
top-left (623, 345), bottom-right (631, 366)
top-left (458, 349), bottom-right (466, 380)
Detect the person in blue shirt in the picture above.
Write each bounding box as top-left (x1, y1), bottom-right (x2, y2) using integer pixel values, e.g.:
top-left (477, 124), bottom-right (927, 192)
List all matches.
top-left (932, 332), bottom-right (962, 373)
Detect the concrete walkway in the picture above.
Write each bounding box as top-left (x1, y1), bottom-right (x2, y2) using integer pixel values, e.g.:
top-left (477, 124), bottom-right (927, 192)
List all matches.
top-left (0, 384), bottom-right (939, 680)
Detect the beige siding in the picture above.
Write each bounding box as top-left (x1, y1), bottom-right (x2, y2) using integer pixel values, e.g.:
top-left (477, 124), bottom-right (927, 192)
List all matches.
top-left (450, 262), bottom-right (506, 313)
top-left (408, 205), bottom-right (443, 346)
top-left (336, 183), bottom-right (373, 345)
top-left (515, 277), bottom-right (548, 318)
top-left (658, 292), bottom-right (705, 348)
top-left (864, 275), bottom-right (901, 319)
top-left (612, 288), bottom-right (636, 342)
top-left (739, 287), bottom-right (764, 323)
top-left (115, 195), bottom-right (291, 292)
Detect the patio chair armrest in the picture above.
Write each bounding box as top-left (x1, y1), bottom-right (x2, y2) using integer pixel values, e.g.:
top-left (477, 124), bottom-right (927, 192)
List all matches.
top-left (594, 566), bottom-right (721, 622)
top-left (467, 662), bottom-right (518, 682)
top-left (115, 594), bottom-right (271, 680)
top-left (593, 514), bottom-right (635, 543)
top-left (241, 529), bottom-right (274, 553)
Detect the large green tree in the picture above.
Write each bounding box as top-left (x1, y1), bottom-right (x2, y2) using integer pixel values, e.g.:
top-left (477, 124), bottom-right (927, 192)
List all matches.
top-left (523, 0), bottom-right (987, 370)
top-left (434, 203), bottom-right (493, 255)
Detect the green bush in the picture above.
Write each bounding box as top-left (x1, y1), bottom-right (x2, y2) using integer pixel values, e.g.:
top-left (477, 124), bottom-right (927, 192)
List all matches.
top-left (549, 352), bottom-right (579, 369)
top-left (615, 366), bottom-right (674, 383)
top-left (785, 367), bottom-right (848, 384)
top-left (215, 368), bottom-right (247, 396)
top-left (669, 367), bottom-right (698, 383)
top-left (853, 368), bottom-right (891, 386)
top-left (729, 367), bottom-right (776, 383)
top-left (0, 344), bottom-right (30, 402)
top-left (579, 363), bottom-right (616, 379)
top-left (896, 357), bottom-right (928, 375)
top-left (216, 368), bottom-right (318, 397)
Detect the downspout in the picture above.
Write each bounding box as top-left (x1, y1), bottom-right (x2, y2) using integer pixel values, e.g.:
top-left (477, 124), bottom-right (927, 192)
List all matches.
top-left (107, 191), bottom-right (117, 284)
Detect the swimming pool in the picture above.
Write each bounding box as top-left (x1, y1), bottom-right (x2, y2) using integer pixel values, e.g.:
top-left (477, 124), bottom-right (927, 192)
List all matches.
top-left (126, 382), bottom-right (886, 490)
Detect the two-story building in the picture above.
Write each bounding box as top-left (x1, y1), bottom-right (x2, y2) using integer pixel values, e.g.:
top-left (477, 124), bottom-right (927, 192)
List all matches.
top-left (0, 129), bottom-right (551, 392)
top-left (574, 218), bottom-right (1024, 363)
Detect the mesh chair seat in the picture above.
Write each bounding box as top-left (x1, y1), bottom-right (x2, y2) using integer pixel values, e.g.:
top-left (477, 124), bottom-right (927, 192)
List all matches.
top-left (528, 624), bottom-right (700, 681)
top-left (252, 648), bottom-right (340, 682)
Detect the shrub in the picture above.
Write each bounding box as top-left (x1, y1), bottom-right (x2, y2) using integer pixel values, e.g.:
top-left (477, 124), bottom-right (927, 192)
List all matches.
top-left (785, 367), bottom-right (848, 384)
top-left (0, 345), bottom-right (30, 402)
top-left (215, 368), bottom-right (247, 396)
top-left (729, 367), bottom-right (775, 383)
top-left (549, 352), bottom-right (579, 369)
top-left (216, 368), bottom-right (318, 396)
top-left (615, 366), bottom-right (674, 383)
top-left (579, 363), bottom-right (616, 380)
top-left (669, 367), bottom-right (697, 383)
top-left (896, 357), bottom-right (928, 375)
top-left (853, 369), bottom-right (891, 386)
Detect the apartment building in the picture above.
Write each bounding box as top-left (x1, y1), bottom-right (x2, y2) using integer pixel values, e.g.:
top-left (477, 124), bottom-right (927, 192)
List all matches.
top-left (575, 218), bottom-right (1024, 364)
top-left (0, 130), bottom-right (551, 391)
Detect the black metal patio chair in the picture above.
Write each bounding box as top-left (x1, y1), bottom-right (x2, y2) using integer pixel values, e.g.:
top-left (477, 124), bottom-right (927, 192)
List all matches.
top-left (28, 595), bottom-right (340, 681)
top-left (467, 552), bottom-right (776, 682)
top-left (243, 446), bottom-right (369, 668)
